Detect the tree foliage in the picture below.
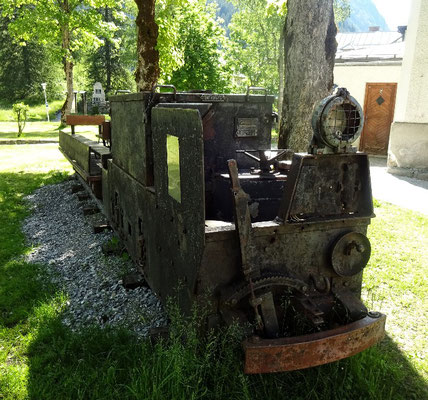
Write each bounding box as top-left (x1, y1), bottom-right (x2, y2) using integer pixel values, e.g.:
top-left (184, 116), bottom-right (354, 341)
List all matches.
top-left (86, 1), bottom-right (136, 94)
top-left (156, 0), bottom-right (230, 92)
top-left (226, 0), bottom-right (285, 94)
top-left (334, 0), bottom-right (351, 23)
top-left (2, 0), bottom-right (119, 121)
top-left (0, 0), bottom-right (352, 108)
top-left (0, 15), bottom-right (63, 103)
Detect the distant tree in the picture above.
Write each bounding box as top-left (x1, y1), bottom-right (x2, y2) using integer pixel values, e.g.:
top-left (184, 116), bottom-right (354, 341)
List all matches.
top-left (12, 102), bottom-right (29, 137)
top-left (227, 0), bottom-right (286, 94)
top-left (86, 1), bottom-right (136, 95)
top-left (334, 0), bottom-right (351, 22)
top-left (3, 0), bottom-right (119, 123)
top-left (278, 0), bottom-right (337, 151)
top-left (167, 1), bottom-right (230, 92)
top-left (139, 0), bottom-right (230, 92)
top-left (0, 16), bottom-right (63, 103)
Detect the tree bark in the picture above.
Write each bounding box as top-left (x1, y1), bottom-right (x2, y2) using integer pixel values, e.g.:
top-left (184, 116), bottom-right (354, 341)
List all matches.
top-left (61, 57), bottom-right (74, 124)
top-left (60, 1), bottom-right (73, 125)
top-left (105, 6), bottom-right (112, 94)
top-left (278, 0), bottom-right (337, 151)
top-left (277, 26), bottom-right (285, 130)
top-left (134, 0), bottom-right (159, 91)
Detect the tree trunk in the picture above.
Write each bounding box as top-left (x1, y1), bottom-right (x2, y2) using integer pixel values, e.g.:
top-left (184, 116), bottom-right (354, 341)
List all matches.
top-left (277, 26), bottom-right (285, 130)
top-left (60, 1), bottom-right (73, 125)
top-left (61, 58), bottom-right (74, 124)
top-left (278, 0), bottom-right (337, 151)
top-left (105, 6), bottom-right (112, 94)
top-left (134, 0), bottom-right (159, 91)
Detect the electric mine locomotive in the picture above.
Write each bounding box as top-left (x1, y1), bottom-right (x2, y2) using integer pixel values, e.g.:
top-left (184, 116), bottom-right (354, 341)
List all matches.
top-left (59, 86), bottom-right (386, 374)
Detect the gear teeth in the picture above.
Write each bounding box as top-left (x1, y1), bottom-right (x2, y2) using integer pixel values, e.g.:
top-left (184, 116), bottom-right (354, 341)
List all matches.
top-left (222, 274), bottom-right (308, 306)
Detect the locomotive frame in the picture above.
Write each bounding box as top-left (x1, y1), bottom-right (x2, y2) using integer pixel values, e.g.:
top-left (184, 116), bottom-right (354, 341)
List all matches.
top-left (59, 88), bottom-right (385, 374)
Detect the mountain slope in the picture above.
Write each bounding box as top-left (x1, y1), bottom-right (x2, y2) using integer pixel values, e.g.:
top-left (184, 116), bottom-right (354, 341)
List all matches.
top-left (339, 0), bottom-right (389, 32)
top-left (212, 0), bottom-right (390, 34)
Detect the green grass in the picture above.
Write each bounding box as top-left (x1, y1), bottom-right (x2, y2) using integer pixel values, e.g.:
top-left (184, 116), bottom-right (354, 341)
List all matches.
top-left (0, 144), bottom-right (427, 399)
top-left (0, 101), bottom-right (104, 141)
top-left (0, 122), bottom-right (100, 142)
top-left (363, 200), bottom-right (428, 378)
top-left (0, 100), bottom-right (64, 122)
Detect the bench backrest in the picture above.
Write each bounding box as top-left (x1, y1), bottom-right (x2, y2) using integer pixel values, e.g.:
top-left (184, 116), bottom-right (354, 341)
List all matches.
top-left (66, 114), bottom-right (105, 125)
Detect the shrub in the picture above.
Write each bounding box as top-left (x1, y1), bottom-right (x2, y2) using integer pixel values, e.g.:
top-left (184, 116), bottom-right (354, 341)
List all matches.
top-left (12, 102), bottom-right (30, 137)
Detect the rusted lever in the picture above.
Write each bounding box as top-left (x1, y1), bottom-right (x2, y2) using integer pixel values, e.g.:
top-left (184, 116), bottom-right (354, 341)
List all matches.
top-left (236, 149), bottom-right (290, 173)
top-left (227, 160), bottom-right (279, 337)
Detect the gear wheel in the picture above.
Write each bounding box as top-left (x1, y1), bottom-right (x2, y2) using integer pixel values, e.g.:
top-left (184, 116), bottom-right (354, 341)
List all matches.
top-left (221, 274), bottom-right (308, 307)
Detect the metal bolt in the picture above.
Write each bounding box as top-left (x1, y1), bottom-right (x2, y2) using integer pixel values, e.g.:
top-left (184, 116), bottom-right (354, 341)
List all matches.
top-left (357, 244), bottom-right (365, 253)
top-left (368, 311), bottom-right (381, 318)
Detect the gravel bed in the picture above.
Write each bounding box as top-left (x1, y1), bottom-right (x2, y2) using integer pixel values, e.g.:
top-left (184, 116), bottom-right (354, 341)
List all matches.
top-left (22, 178), bottom-right (167, 337)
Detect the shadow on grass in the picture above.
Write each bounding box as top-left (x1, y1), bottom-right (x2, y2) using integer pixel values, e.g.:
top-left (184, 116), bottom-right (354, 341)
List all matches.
top-left (0, 171), bottom-right (70, 264)
top-left (24, 316), bottom-right (428, 400)
top-left (1, 172), bottom-right (427, 400)
top-left (0, 170), bottom-right (69, 397)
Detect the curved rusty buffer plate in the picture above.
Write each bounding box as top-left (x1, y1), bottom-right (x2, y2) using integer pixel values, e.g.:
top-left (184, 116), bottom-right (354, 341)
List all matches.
top-left (243, 313), bottom-right (386, 374)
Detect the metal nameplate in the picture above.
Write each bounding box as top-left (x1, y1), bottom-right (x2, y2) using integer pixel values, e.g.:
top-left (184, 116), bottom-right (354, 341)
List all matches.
top-left (236, 118), bottom-right (259, 137)
top-left (200, 94), bottom-right (225, 102)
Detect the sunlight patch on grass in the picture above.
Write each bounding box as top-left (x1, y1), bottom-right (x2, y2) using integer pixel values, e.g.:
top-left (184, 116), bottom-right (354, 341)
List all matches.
top-left (363, 201), bottom-right (428, 379)
top-left (0, 122), bottom-right (99, 142)
top-left (0, 100), bottom-right (64, 122)
top-left (0, 144), bottom-right (73, 174)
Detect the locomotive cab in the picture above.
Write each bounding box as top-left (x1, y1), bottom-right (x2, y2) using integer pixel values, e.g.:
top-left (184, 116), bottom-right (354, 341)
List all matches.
top-left (147, 88), bottom-right (385, 373)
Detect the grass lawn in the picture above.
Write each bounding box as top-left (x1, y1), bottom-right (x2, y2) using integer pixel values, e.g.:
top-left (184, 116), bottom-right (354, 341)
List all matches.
top-left (0, 144), bottom-right (427, 399)
top-left (0, 100), bottom-right (65, 123)
top-left (0, 122), bottom-right (100, 142)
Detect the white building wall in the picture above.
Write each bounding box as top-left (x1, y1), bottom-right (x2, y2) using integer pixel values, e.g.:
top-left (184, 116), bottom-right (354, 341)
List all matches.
top-left (388, 0), bottom-right (428, 179)
top-left (334, 63), bottom-right (402, 107)
top-left (394, 0), bottom-right (428, 123)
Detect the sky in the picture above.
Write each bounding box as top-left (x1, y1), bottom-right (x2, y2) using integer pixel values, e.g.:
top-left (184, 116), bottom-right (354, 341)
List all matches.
top-left (372, 0), bottom-right (412, 30)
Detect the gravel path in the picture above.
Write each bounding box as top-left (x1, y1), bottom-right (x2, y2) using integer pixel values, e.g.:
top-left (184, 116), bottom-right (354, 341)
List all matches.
top-left (23, 178), bottom-right (167, 336)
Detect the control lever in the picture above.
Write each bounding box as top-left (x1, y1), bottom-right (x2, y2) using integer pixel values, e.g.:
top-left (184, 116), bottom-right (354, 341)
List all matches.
top-left (236, 149), bottom-right (291, 173)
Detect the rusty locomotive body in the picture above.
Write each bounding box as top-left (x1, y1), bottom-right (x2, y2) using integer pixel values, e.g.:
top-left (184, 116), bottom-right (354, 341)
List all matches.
top-left (59, 87), bottom-right (385, 374)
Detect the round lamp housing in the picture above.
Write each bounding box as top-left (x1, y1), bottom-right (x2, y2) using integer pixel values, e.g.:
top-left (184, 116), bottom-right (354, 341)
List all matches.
top-left (311, 89), bottom-right (364, 152)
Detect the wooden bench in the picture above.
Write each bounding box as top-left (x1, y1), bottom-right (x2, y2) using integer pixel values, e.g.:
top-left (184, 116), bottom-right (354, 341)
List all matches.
top-left (66, 114), bottom-right (105, 135)
top-left (66, 114), bottom-right (111, 147)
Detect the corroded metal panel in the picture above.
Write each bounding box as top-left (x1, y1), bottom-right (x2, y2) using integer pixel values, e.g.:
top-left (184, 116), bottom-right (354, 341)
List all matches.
top-left (278, 153), bottom-right (374, 222)
top-left (151, 107), bottom-right (205, 312)
top-left (199, 220), bottom-right (369, 315)
top-left (107, 161), bottom-right (156, 278)
top-left (110, 95), bottom-right (153, 186)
